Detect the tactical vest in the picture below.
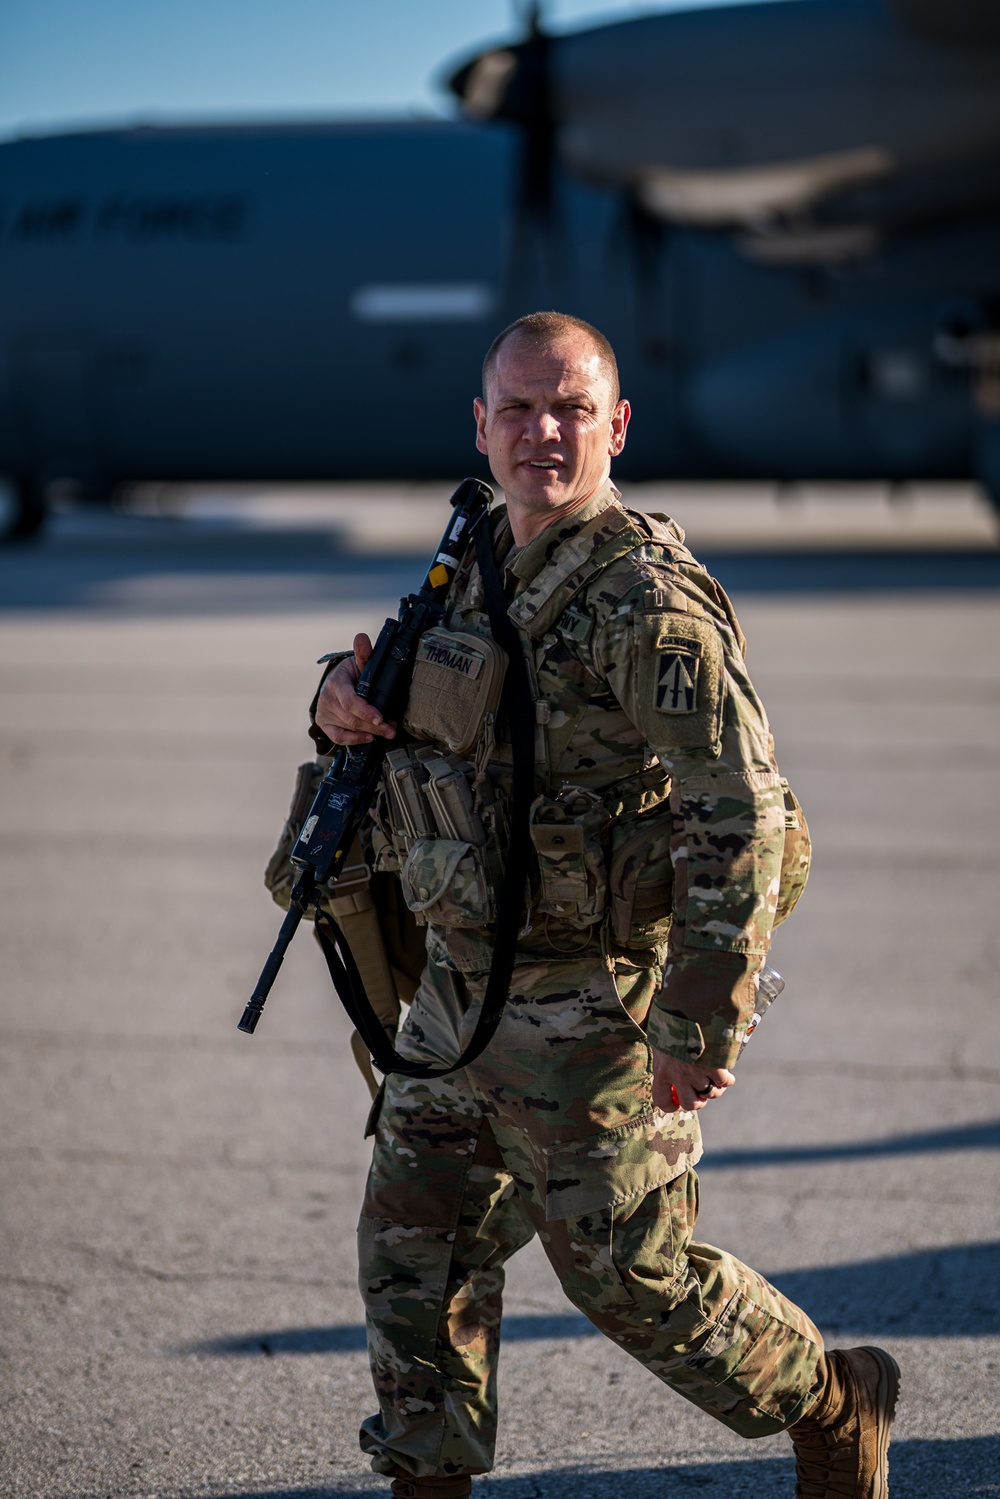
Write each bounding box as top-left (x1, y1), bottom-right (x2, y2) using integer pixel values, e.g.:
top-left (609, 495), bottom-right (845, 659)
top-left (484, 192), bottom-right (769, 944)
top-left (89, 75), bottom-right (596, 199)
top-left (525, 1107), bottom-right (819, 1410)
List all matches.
top-left (370, 500), bottom-right (809, 969)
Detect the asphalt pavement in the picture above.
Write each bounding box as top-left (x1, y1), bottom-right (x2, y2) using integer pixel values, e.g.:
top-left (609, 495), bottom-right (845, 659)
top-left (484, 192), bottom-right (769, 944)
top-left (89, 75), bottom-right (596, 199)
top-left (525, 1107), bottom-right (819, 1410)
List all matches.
top-left (1, 488), bottom-right (998, 1498)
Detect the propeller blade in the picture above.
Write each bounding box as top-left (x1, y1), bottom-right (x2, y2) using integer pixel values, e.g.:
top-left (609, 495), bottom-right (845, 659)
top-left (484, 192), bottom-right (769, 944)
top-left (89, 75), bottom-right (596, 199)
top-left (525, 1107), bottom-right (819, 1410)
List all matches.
top-left (447, 3), bottom-right (561, 305)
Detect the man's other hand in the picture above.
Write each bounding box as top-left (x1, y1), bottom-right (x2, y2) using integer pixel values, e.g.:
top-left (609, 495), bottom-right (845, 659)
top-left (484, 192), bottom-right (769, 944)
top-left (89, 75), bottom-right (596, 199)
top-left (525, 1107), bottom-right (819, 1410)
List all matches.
top-left (651, 1048), bottom-right (735, 1113)
top-left (314, 634), bottom-right (397, 746)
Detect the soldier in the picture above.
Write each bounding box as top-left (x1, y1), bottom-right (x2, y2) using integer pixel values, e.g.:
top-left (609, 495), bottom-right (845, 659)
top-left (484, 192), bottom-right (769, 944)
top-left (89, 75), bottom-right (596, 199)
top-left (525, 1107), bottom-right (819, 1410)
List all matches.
top-left (314, 312), bottom-right (899, 1498)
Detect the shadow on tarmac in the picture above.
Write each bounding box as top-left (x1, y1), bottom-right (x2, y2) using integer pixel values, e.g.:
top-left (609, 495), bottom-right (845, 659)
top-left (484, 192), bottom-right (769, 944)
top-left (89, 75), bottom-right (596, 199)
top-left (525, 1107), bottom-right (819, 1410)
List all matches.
top-left (768, 1239), bottom-right (1000, 1337)
top-left (165, 1435), bottom-right (1000, 1497)
top-left (2, 537), bottom-right (1000, 615)
top-left (700, 1116), bottom-right (1000, 1169)
top-left (186, 1240), bottom-right (1000, 1357)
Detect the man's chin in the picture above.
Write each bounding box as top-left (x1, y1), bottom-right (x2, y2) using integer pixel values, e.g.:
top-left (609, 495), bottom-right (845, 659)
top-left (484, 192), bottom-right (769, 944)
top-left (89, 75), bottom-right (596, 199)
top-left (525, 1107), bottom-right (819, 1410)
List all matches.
top-left (507, 470), bottom-right (569, 507)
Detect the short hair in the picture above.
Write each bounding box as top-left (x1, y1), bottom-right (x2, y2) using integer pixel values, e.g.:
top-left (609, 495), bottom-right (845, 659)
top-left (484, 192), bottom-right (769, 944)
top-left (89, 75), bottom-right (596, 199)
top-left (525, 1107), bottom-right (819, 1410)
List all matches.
top-left (481, 310), bottom-right (620, 407)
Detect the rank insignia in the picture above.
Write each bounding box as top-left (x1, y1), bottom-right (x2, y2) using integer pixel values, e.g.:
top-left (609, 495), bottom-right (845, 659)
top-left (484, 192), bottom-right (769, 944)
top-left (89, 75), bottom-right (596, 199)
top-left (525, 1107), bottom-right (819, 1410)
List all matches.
top-left (655, 649), bottom-right (699, 713)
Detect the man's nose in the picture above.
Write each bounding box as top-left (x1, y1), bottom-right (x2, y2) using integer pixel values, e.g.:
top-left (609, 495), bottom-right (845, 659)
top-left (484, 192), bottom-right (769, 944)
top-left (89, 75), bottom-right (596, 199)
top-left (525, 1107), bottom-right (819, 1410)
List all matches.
top-left (526, 410), bottom-right (560, 441)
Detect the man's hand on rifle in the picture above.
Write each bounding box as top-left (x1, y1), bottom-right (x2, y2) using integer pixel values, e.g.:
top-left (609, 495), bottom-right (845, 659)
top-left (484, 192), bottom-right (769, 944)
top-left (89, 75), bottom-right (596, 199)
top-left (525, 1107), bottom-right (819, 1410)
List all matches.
top-left (315, 634), bottom-right (398, 747)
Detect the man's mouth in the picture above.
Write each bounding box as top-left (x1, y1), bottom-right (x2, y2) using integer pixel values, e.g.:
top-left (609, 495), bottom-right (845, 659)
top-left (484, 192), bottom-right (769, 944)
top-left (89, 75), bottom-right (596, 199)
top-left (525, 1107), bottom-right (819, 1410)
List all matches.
top-left (525, 460), bottom-right (561, 470)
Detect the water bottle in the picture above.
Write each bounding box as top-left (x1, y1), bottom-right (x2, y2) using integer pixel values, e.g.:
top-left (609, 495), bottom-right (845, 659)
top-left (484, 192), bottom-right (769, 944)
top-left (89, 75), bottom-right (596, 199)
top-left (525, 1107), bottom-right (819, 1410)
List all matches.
top-left (740, 967), bottom-right (785, 1052)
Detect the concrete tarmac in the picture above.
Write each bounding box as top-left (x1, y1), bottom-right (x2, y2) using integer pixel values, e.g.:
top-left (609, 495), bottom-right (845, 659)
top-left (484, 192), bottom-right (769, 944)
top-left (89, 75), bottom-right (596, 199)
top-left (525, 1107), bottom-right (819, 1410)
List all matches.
top-left (1, 492), bottom-right (999, 1498)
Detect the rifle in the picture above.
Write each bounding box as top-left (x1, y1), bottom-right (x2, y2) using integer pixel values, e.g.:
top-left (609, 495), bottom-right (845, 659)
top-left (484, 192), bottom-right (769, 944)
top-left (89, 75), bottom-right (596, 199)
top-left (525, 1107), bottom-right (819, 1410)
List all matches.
top-left (238, 476), bottom-right (494, 1038)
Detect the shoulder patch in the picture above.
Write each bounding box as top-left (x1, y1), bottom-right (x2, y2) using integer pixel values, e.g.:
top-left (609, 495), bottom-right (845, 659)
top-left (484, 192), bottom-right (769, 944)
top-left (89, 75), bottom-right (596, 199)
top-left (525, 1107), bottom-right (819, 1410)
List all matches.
top-left (632, 610), bottom-right (724, 755)
top-left (656, 647), bottom-right (699, 713)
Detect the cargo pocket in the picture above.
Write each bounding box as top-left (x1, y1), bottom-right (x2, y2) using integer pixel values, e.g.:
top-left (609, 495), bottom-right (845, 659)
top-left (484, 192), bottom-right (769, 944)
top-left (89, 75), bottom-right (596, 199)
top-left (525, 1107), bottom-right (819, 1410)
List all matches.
top-left (400, 838), bottom-right (494, 928)
top-left (608, 815), bottom-right (674, 952)
top-left (542, 1111), bottom-right (698, 1221)
top-left (529, 787), bottom-right (610, 929)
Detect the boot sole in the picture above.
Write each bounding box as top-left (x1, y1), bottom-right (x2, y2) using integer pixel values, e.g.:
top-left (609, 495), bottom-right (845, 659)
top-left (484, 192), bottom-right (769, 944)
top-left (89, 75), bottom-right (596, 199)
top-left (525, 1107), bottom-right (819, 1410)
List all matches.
top-left (856, 1345), bottom-right (901, 1498)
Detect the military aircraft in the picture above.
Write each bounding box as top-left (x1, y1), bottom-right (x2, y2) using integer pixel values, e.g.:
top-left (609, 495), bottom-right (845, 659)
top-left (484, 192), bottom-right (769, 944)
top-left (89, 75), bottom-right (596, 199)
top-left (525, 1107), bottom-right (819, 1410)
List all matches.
top-left (2, 0), bottom-right (1000, 540)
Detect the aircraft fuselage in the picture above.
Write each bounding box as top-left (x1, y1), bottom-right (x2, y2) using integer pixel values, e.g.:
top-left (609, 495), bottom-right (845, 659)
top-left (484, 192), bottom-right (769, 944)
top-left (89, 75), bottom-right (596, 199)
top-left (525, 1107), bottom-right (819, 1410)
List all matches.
top-left (1, 119), bottom-right (998, 506)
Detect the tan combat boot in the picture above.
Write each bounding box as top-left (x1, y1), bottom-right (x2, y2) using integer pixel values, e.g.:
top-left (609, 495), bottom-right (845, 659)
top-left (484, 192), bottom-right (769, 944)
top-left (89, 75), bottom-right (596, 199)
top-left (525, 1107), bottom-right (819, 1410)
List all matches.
top-left (789, 1346), bottom-right (900, 1497)
top-left (389, 1476), bottom-right (472, 1499)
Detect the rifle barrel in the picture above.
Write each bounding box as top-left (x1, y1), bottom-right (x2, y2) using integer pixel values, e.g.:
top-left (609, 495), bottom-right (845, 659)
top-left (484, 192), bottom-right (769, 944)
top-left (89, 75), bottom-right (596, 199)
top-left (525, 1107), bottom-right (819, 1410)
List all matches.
top-left (238, 900), bottom-right (306, 1033)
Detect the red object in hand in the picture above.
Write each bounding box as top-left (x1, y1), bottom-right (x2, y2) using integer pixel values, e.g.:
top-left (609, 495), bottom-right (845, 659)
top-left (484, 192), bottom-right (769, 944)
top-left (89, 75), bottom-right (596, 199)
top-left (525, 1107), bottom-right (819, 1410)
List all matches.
top-left (671, 1085), bottom-right (680, 1108)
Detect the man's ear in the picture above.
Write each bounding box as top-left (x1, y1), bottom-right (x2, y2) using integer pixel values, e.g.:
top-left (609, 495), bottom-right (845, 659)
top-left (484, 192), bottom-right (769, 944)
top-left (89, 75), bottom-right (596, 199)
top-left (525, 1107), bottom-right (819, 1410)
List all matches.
top-left (609, 398), bottom-right (631, 456)
top-left (474, 397), bottom-right (489, 456)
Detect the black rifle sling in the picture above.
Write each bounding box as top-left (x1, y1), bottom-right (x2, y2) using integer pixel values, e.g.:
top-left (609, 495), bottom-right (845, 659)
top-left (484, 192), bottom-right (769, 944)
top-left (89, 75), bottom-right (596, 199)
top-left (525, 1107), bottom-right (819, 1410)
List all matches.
top-left (312, 510), bottom-right (536, 1079)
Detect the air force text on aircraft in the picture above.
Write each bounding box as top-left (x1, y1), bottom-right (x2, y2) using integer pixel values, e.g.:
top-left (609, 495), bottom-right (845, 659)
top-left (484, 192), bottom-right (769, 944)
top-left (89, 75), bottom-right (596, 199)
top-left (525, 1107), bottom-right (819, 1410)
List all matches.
top-left (2, 195), bottom-right (248, 242)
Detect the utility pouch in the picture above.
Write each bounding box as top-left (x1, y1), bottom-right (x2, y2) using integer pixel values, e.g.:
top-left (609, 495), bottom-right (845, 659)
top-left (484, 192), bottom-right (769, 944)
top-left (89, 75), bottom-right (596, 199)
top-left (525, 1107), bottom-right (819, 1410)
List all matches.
top-left (263, 757), bottom-right (425, 1097)
top-left (400, 838), bottom-right (495, 928)
top-left (385, 748), bottom-right (496, 928)
top-left (422, 755), bottom-right (487, 844)
top-left (384, 747), bottom-right (437, 849)
top-left (608, 813), bottom-right (674, 952)
top-left (775, 777), bottom-right (811, 927)
top-left (402, 628), bottom-right (507, 756)
top-left (529, 786), bottom-right (610, 928)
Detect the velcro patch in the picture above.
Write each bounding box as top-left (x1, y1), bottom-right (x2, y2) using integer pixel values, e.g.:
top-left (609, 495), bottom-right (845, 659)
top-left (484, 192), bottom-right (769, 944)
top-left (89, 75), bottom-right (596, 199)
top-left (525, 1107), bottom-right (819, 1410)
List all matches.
top-left (416, 634), bottom-right (484, 679)
top-left (556, 606), bottom-right (595, 648)
top-left (655, 647), bottom-right (700, 714)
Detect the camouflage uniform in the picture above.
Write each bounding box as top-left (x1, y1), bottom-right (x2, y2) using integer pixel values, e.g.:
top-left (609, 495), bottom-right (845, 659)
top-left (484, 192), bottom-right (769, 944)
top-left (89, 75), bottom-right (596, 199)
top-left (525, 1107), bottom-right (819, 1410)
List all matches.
top-left (358, 482), bottom-right (824, 1479)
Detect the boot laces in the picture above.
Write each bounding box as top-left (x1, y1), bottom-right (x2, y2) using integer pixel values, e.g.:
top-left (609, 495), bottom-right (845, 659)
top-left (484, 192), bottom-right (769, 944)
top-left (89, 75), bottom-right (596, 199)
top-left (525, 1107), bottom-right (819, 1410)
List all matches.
top-left (793, 1425), bottom-right (862, 1497)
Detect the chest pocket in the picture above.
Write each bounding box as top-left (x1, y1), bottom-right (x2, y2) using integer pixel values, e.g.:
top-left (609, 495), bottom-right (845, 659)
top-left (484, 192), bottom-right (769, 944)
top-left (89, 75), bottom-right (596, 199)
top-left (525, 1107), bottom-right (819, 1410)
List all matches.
top-left (402, 628), bottom-right (506, 757)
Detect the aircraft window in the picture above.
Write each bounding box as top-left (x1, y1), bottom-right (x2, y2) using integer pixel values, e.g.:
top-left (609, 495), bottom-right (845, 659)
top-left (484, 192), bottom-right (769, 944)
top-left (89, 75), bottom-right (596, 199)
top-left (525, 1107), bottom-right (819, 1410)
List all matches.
top-left (350, 283), bottom-right (495, 322)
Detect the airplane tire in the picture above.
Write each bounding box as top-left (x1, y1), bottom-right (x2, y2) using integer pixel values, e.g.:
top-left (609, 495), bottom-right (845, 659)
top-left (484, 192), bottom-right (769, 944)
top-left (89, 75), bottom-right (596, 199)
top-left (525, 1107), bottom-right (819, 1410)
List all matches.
top-left (0, 476), bottom-right (47, 543)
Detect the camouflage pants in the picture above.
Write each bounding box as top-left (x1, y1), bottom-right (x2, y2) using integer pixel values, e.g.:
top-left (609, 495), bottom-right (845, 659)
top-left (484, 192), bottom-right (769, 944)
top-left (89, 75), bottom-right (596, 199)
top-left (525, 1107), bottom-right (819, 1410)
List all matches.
top-left (358, 946), bottom-right (824, 1479)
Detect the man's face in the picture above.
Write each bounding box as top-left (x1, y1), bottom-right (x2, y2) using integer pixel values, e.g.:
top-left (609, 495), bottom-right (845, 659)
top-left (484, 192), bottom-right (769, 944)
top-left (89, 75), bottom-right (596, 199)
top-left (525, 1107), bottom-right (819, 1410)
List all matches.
top-left (474, 332), bottom-right (629, 535)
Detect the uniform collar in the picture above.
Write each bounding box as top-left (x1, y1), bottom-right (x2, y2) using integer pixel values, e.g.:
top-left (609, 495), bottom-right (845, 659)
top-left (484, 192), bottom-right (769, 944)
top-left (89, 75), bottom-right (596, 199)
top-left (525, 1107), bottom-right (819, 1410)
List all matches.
top-left (501, 479), bottom-right (622, 589)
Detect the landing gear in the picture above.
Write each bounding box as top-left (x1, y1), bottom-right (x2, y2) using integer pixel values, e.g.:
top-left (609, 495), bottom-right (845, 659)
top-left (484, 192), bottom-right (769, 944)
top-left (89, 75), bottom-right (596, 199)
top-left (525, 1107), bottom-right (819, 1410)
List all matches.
top-left (0, 476), bottom-right (47, 543)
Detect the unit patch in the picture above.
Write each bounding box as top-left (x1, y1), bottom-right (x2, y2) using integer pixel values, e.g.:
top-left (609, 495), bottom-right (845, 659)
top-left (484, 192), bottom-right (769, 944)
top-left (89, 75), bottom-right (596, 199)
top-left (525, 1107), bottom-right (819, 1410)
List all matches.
top-left (655, 649), bottom-right (699, 714)
top-left (631, 607), bottom-right (724, 755)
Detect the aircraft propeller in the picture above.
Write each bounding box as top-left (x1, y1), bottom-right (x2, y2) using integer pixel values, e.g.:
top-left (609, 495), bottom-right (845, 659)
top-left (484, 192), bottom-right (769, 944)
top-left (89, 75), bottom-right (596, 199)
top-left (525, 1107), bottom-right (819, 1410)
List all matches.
top-left (448, 2), bottom-right (561, 303)
top-left (447, 2), bottom-right (670, 352)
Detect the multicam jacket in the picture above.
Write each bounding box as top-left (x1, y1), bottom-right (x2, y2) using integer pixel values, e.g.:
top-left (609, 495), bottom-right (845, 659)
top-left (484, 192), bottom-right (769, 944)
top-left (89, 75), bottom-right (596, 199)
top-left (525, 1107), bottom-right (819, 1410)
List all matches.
top-left (374, 478), bottom-right (787, 1074)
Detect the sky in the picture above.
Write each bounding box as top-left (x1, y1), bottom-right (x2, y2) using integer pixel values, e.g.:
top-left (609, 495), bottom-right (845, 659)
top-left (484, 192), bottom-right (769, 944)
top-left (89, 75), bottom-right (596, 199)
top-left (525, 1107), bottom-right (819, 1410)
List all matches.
top-left (0, 0), bottom-right (767, 141)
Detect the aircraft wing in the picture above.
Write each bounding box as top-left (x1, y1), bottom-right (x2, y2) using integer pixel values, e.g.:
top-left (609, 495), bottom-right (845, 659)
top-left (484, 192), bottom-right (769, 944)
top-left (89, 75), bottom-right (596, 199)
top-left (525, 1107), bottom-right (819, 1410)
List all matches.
top-left (890, 0), bottom-right (1000, 48)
